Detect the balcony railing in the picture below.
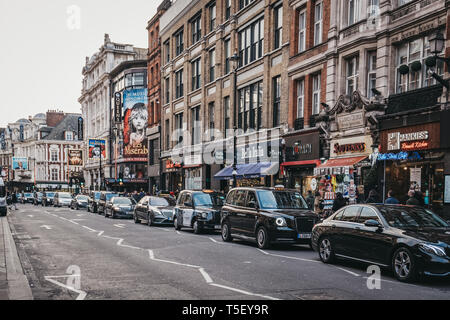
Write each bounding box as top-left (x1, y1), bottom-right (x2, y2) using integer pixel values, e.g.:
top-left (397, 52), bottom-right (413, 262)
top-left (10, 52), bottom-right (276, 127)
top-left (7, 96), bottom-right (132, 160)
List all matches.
top-left (294, 118), bottom-right (304, 131)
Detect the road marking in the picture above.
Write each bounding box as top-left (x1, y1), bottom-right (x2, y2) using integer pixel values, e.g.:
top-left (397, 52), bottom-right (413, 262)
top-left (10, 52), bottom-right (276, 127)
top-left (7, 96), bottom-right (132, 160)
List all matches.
top-left (102, 235), bottom-right (121, 240)
top-left (257, 249), bottom-right (320, 263)
top-left (113, 224), bottom-right (126, 229)
top-left (44, 276), bottom-right (86, 300)
top-left (209, 283), bottom-right (280, 300)
top-left (97, 231), bottom-right (104, 237)
top-left (336, 267), bottom-right (361, 277)
top-left (209, 237), bottom-right (220, 243)
top-left (176, 231), bottom-right (182, 235)
top-left (68, 220), bottom-right (79, 225)
top-left (40, 225), bottom-right (52, 230)
top-left (27, 215), bottom-right (34, 218)
top-left (199, 268), bottom-right (213, 283)
top-left (116, 239), bottom-right (141, 250)
top-left (148, 250), bottom-right (201, 268)
top-left (71, 219), bottom-right (86, 222)
top-left (76, 214), bottom-right (85, 217)
top-left (82, 226), bottom-right (97, 232)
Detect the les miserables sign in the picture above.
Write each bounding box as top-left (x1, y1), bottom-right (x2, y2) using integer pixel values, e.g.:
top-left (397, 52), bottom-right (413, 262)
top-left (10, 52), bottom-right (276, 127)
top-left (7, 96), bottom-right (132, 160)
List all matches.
top-left (380, 122), bottom-right (440, 153)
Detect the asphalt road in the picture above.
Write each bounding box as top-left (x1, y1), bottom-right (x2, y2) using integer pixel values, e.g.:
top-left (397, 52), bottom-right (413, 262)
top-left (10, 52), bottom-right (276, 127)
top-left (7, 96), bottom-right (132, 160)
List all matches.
top-left (7, 203), bottom-right (450, 300)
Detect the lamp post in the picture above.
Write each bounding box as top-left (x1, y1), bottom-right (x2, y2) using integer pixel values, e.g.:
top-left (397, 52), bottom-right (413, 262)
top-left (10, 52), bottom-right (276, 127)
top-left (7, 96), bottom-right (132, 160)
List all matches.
top-left (426, 31), bottom-right (450, 89)
top-left (229, 51), bottom-right (240, 189)
top-left (96, 144), bottom-right (103, 191)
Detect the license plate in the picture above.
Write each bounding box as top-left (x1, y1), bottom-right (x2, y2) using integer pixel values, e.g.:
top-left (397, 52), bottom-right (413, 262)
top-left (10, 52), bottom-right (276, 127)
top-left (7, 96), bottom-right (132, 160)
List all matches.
top-left (298, 233), bottom-right (312, 239)
top-left (214, 225), bottom-right (221, 230)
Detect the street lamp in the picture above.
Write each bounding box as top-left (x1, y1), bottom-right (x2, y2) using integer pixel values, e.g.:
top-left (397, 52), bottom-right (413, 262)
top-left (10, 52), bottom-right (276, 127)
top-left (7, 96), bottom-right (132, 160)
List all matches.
top-left (427, 31), bottom-right (450, 69)
top-left (229, 51), bottom-right (240, 189)
top-left (95, 144), bottom-right (103, 191)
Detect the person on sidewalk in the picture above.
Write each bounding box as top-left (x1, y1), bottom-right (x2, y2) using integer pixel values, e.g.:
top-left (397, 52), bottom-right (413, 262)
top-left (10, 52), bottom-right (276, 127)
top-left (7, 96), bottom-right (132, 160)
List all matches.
top-left (332, 192), bottom-right (347, 213)
top-left (11, 192), bottom-right (18, 211)
top-left (406, 190), bottom-right (420, 206)
top-left (385, 190), bottom-right (400, 205)
top-left (306, 190), bottom-right (315, 211)
top-left (366, 189), bottom-right (381, 204)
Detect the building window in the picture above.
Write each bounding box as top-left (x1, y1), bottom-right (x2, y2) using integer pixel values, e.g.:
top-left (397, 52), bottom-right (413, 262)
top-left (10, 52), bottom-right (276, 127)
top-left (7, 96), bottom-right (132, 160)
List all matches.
top-left (224, 39), bottom-right (231, 74)
top-left (51, 168), bottom-right (58, 181)
top-left (191, 58), bottom-right (201, 91)
top-left (239, 17), bottom-right (264, 67)
top-left (65, 131), bottom-right (73, 141)
top-left (346, 56), bottom-right (359, 94)
top-left (174, 29), bottom-right (184, 57)
top-left (209, 102), bottom-right (215, 141)
top-left (239, 0), bottom-right (256, 10)
top-left (51, 150), bottom-right (58, 162)
top-left (396, 36), bottom-right (444, 93)
top-left (297, 80), bottom-right (304, 119)
top-left (368, 0), bottom-right (379, 17)
top-left (209, 3), bottom-right (216, 32)
top-left (209, 49), bottom-right (215, 82)
top-left (238, 81), bottom-right (263, 131)
top-left (225, 0), bottom-right (231, 20)
top-left (274, 5), bottom-right (283, 50)
top-left (191, 14), bottom-right (202, 45)
top-left (175, 69), bottom-right (184, 98)
top-left (312, 74), bottom-right (321, 115)
top-left (314, 1), bottom-right (323, 46)
top-left (398, 0), bottom-right (412, 6)
top-left (367, 51), bottom-right (377, 98)
top-left (165, 119), bottom-right (170, 149)
top-left (191, 106), bottom-right (201, 145)
top-left (164, 40), bottom-right (170, 63)
top-left (298, 9), bottom-right (306, 53)
top-left (175, 113), bottom-right (183, 145)
top-left (348, 0), bottom-right (360, 26)
top-left (165, 77), bottom-right (170, 104)
top-left (224, 96), bottom-right (230, 138)
top-left (273, 76), bottom-right (281, 127)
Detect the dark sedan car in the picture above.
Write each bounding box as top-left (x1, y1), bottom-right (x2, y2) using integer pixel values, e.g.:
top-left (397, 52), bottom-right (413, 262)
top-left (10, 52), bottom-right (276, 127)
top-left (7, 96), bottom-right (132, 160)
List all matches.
top-left (21, 193), bottom-right (34, 204)
top-left (98, 192), bottom-right (118, 215)
top-left (311, 204), bottom-right (450, 282)
top-left (87, 191), bottom-right (101, 213)
top-left (42, 192), bottom-right (55, 206)
top-left (70, 195), bottom-right (89, 210)
top-left (221, 187), bottom-right (318, 249)
top-left (174, 190), bottom-right (224, 234)
top-left (105, 197), bottom-right (135, 219)
top-left (33, 192), bottom-right (43, 205)
top-left (134, 196), bottom-right (176, 226)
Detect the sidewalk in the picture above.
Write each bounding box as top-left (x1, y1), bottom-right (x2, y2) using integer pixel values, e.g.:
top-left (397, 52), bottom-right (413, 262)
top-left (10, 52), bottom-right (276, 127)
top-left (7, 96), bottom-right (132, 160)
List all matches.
top-left (0, 211), bottom-right (33, 300)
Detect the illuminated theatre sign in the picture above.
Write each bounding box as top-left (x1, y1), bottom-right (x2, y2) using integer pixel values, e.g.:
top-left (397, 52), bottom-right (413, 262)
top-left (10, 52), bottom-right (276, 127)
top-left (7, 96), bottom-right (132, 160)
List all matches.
top-left (380, 122), bottom-right (440, 153)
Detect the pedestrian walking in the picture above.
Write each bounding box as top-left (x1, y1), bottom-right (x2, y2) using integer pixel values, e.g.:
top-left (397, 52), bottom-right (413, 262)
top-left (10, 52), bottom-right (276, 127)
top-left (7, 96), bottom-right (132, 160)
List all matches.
top-left (314, 191), bottom-right (324, 215)
top-left (306, 190), bottom-right (315, 211)
top-left (406, 190), bottom-right (420, 206)
top-left (385, 190), bottom-right (400, 204)
top-left (366, 189), bottom-right (380, 204)
top-left (11, 192), bottom-right (18, 210)
top-left (414, 191), bottom-right (424, 207)
top-left (332, 192), bottom-right (347, 212)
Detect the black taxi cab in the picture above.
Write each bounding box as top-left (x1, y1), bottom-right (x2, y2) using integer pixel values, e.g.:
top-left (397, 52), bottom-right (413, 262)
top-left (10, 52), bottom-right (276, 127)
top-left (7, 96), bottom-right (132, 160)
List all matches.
top-left (220, 187), bottom-right (318, 249)
top-left (173, 190), bottom-right (225, 234)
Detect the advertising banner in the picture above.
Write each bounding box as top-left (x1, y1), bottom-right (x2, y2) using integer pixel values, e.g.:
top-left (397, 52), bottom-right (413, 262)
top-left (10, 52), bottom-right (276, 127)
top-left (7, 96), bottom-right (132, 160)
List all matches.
top-left (12, 157), bottom-right (28, 170)
top-left (68, 150), bottom-right (83, 166)
top-left (88, 139), bottom-right (106, 159)
top-left (123, 89), bottom-right (148, 160)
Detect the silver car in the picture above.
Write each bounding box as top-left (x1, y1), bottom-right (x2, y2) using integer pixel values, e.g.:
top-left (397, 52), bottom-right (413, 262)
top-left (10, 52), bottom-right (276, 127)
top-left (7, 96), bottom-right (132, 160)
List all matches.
top-left (53, 192), bottom-right (73, 207)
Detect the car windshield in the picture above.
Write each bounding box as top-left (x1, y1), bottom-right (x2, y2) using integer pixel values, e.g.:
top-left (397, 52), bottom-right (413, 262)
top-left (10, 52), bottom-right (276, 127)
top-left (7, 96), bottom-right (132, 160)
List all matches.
top-left (94, 193), bottom-right (101, 200)
top-left (77, 195), bottom-right (88, 201)
top-left (379, 207), bottom-right (449, 229)
top-left (113, 198), bottom-right (132, 205)
top-left (256, 190), bottom-right (308, 210)
top-left (37, 193), bottom-right (42, 197)
top-left (150, 197), bottom-right (170, 207)
top-left (24, 193), bottom-right (33, 197)
top-left (59, 193), bottom-right (72, 198)
top-left (46, 193), bottom-right (55, 198)
top-left (106, 193), bottom-right (118, 201)
top-left (193, 193), bottom-right (223, 207)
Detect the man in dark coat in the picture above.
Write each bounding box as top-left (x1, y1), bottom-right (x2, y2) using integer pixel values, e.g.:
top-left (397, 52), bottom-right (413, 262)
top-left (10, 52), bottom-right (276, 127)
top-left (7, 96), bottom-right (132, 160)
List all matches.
top-left (332, 192), bottom-right (347, 212)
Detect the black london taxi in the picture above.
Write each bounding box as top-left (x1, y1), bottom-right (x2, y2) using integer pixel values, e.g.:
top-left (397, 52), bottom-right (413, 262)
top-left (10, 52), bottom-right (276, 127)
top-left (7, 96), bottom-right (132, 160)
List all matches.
top-left (97, 191), bottom-right (118, 215)
top-left (173, 190), bottom-right (225, 234)
top-left (220, 187), bottom-right (318, 249)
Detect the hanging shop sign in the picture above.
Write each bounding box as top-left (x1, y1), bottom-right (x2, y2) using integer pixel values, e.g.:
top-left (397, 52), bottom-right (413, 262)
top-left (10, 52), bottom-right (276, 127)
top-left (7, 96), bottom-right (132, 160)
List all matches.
top-left (114, 92), bottom-right (122, 124)
top-left (68, 150), bottom-right (83, 166)
top-left (284, 131), bottom-right (320, 162)
top-left (334, 142), bottom-right (366, 155)
top-left (330, 136), bottom-right (373, 158)
top-left (380, 123), bottom-right (440, 153)
top-left (377, 151), bottom-right (422, 161)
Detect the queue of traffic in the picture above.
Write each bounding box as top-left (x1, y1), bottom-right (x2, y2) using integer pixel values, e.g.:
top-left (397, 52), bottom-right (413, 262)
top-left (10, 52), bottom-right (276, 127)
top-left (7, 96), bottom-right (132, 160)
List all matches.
top-left (9, 186), bottom-right (450, 283)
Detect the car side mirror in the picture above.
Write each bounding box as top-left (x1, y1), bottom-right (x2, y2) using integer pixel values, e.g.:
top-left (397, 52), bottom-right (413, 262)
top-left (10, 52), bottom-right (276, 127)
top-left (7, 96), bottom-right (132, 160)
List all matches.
top-left (365, 219), bottom-right (382, 229)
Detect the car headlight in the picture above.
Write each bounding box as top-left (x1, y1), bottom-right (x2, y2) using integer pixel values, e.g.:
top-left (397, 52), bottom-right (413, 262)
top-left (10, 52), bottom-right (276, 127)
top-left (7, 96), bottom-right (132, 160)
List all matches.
top-left (419, 243), bottom-right (446, 257)
top-left (113, 207), bottom-right (121, 211)
top-left (154, 210), bottom-right (163, 216)
top-left (275, 217), bottom-right (287, 227)
top-left (201, 212), bottom-right (208, 219)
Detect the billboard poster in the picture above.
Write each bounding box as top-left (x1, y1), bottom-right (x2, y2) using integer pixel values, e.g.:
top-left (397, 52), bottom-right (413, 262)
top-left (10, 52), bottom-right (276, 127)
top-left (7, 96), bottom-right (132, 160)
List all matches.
top-left (12, 157), bottom-right (28, 170)
top-left (88, 139), bottom-right (106, 159)
top-left (68, 149), bottom-right (83, 166)
top-left (123, 89), bottom-right (148, 160)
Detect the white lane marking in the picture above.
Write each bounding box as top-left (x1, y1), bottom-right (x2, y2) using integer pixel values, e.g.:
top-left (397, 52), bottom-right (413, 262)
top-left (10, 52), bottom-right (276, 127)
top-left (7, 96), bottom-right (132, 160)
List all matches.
top-left (257, 249), bottom-right (270, 255)
top-left (76, 214), bottom-right (85, 217)
top-left (71, 219), bottom-right (86, 222)
top-left (209, 283), bottom-right (280, 300)
top-left (97, 231), bottom-right (104, 237)
top-left (44, 276), bottom-right (87, 300)
top-left (102, 235), bottom-right (122, 240)
top-left (336, 267), bottom-right (361, 277)
top-left (68, 220), bottom-right (79, 225)
top-left (257, 249), bottom-right (320, 263)
top-left (209, 237), bottom-right (220, 243)
top-left (116, 239), bottom-right (141, 250)
top-left (113, 224), bottom-right (126, 229)
top-left (148, 250), bottom-right (201, 268)
top-left (199, 268), bottom-right (213, 283)
top-left (82, 226), bottom-right (97, 232)
top-left (40, 225), bottom-right (52, 230)
top-left (176, 231), bottom-right (182, 235)
top-left (27, 215), bottom-right (34, 218)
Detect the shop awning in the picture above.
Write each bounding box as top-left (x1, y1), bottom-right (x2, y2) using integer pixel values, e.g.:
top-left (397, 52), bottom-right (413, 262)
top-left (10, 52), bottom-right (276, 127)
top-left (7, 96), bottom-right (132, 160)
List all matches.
top-left (280, 160), bottom-right (322, 167)
top-left (314, 156), bottom-right (368, 175)
top-left (214, 162), bottom-right (279, 180)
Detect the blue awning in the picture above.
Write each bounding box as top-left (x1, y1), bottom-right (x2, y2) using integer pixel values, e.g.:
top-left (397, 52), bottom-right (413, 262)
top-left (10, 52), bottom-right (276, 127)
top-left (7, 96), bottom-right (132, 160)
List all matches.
top-left (214, 162), bottom-right (279, 180)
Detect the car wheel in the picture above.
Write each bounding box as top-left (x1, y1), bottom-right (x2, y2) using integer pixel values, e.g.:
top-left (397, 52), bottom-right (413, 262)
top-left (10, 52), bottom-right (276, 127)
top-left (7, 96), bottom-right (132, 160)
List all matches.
top-left (256, 226), bottom-right (270, 249)
top-left (318, 237), bottom-right (335, 263)
top-left (193, 220), bottom-right (202, 234)
top-left (221, 221), bottom-right (233, 242)
top-left (392, 247), bottom-right (417, 282)
top-left (174, 216), bottom-right (181, 230)
top-left (147, 213), bottom-right (153, 227)
top-left (111, 211), bottom-right (116, 219)
top-left (134, 213), bottom-right (141, 224)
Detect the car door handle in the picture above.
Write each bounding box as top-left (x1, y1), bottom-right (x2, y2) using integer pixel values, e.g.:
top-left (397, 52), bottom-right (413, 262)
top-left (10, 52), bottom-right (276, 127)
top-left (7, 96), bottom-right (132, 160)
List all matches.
top-left (331, 224), bottom-right (336, 228)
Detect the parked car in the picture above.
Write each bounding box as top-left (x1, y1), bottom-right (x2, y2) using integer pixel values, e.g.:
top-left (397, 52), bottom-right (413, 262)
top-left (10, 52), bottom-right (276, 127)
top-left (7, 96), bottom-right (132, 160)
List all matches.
top-left (17, 193), bottom-right (23, 204)
top-left (220, 187), bottom-right (317, 249)
top-left (134, 196), bottom-right (176, 226)
top-left (53, 192), bottom-right (73, 207)
top-left (21, 193), bottom-right (34, 204)
top-left (311, 204), bottom-right (450, 282)
top-left (105, 197), bottom-right (135, 219)
top-left (33, 192), bottom-right (43, 205)
top-left (173, 190), bottom-right (224, 234)
top-left (87, 191), bottom-right (101, 213)
top-left (97, 192), bottom-right (118, 215)
top-left (42, 192), bottom-right (55, 206)
top-left (70, 194), bottom-right (89, 210)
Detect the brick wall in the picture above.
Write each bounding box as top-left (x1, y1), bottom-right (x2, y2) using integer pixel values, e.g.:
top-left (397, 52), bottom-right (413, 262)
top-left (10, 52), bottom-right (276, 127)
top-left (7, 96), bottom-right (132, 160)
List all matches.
top-left (46, 111), bottom-right (65, 128)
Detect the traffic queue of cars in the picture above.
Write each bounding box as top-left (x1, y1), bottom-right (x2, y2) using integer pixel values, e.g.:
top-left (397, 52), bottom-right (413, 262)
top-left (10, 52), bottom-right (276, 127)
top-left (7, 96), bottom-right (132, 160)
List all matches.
top-left (16, 187), bottom-right (450, 283)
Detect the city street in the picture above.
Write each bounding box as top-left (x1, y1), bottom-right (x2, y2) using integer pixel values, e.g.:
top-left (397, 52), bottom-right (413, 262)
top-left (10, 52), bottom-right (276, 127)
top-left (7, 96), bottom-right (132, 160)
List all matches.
top-left (6, 204), bottom-right (450, 300)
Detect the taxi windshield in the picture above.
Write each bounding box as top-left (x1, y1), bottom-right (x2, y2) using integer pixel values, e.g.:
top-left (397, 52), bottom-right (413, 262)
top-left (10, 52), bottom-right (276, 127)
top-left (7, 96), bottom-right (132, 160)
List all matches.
top-left (256, 190), bottom-right (308, 210)
top-left (193, 193), bottom-right (223, 207)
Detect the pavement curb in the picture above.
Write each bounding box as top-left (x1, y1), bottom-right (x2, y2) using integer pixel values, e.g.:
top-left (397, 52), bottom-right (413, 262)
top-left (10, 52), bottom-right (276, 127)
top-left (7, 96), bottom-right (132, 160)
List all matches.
top-left (2, 214), bottom-right (33, 300)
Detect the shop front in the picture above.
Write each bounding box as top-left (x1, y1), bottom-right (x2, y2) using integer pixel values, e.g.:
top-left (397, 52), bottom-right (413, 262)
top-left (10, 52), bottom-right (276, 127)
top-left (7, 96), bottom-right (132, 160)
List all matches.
top-left (280, 129), bottom-right (321, 199)
top-left (378, 121), bottom-right (444, 212)
top-left (162, 158), bottom-right (183, 192)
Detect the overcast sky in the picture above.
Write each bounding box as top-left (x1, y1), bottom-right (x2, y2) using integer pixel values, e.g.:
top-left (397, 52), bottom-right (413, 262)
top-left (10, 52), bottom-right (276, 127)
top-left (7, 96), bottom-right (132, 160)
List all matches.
top-left (0, 0), bottom-right (158, 127)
